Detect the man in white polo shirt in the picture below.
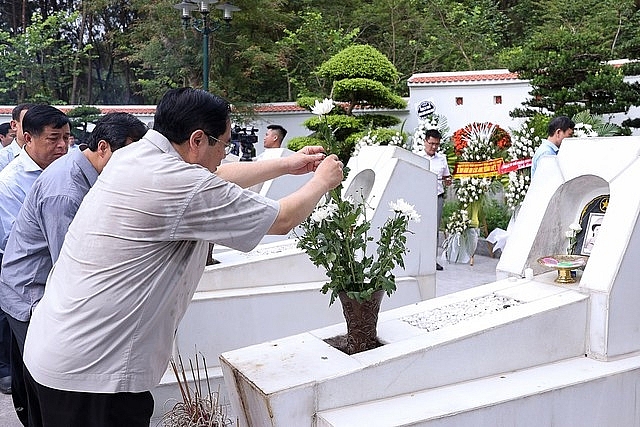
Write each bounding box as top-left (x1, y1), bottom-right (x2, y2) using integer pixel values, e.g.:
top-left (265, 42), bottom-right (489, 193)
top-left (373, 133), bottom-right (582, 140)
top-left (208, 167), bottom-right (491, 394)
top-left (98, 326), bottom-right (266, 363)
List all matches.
top-left (23, 88), bottom-right (344, 427)
top-left (423, 128), bottom-right (451, 271)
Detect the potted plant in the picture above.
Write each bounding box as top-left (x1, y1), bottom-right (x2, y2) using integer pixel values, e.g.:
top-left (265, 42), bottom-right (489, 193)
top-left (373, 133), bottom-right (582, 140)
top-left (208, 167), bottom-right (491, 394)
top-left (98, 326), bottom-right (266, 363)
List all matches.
top-left (296, 99), bottom-right (421, 355)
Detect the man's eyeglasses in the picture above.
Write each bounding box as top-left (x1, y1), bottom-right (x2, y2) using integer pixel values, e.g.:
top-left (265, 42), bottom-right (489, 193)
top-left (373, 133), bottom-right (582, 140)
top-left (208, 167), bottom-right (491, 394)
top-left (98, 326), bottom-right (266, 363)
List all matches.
top-left (205, 132), bottom-right (233, 155)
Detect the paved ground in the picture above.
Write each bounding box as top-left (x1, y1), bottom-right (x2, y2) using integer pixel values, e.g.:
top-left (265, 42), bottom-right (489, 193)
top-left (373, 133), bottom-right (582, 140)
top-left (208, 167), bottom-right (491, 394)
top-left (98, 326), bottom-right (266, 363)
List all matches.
top-left (0, 253), bottom-right (501, 426)
top-left (0, 390), bottom-right (20, 427)
top-left (436, 252), bottom-right (501, 297)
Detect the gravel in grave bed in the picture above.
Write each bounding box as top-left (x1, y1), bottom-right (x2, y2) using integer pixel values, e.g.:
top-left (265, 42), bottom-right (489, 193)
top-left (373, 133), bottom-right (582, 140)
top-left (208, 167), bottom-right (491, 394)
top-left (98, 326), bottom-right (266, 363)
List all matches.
top-left (402, 294), bottom-right (523, 332)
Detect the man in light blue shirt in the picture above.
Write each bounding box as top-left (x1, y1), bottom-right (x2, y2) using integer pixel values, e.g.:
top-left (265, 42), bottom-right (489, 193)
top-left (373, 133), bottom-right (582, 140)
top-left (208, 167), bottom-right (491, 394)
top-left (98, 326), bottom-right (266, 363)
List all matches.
top-left (0, 104), bottom-right (69, 402)
top-left (0, 123), bottom-right (15, 148)
top-left (0, 104), bottom-right (33, 172)
top-left (0, 112), bottom-right (146, 425)
top-left (531, 116), bottom-right (575, 177)
top-left (0, 105), bottom-right (70, 254)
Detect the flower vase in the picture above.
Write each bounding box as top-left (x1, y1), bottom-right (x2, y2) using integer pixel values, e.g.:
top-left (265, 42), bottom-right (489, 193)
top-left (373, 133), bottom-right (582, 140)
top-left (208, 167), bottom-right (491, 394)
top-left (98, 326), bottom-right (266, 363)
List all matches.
top-left (467, 202), bottom-right (481, 229)
top-left (442, 228), bottom-right (479, 264)
top-left (338, 289), bottom-right (385, 355)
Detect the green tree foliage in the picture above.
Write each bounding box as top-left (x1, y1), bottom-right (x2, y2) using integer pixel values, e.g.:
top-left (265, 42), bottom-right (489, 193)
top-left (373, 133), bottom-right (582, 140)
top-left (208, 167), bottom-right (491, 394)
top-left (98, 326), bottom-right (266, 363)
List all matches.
top-left (348, 0), bottom-right (429, 94)
top-left (123, 0), bottom-right (196, 103)
top-left (303, 115), bottom-right (362, 141)
top-left (417, 0), bottom-right (510, 71)
top-left (66, 106), bottom-right (102, 139)
top-left (504, 0), bottom-right (640, 118)
top-left (275, 10), bottom-right (358, 99)
top-left (317, 45), bottom-right (405, 114)
top-left (299, 45), bottom-right (406, 162)
top-left (0, 0), bottom-right (639, 114)
top-left (318, 45), bottom-right (398, 85)
top-left (0, 11), bottom-right (92, 103)
top-left (83, 0), bottom-right (143, 104)
top-left (206, 0), bottom-right (295, 103)
top-left (332, 79), bottom-right (406, 111)
top-left (345, 127), bottom-right (404, 146)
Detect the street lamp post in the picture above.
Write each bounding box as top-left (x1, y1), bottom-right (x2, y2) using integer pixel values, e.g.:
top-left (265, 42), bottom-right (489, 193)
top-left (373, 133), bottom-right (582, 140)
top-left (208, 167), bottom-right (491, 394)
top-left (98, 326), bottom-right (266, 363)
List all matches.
top-left (174, 1), bottom-right (241, 92)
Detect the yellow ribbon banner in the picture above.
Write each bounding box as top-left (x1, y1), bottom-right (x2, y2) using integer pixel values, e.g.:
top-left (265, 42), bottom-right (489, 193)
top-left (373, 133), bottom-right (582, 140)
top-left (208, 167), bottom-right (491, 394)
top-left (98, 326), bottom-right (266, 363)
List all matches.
top-left (452, 158), bottom-right (532, 178)
top-left (452, 158), bottom-right (504, 178)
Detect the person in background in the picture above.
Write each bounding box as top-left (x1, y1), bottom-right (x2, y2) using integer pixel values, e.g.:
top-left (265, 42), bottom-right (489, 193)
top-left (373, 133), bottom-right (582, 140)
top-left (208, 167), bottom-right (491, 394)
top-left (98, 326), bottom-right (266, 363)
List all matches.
top-left (0, 123), bottom-right (15, 148)
top-left (0, 112), bottom-right (146, 425)
top-left (264, 124), bottom-right (287, 149)
top-left (0, 105), bottom-right (70, 403)
top-left (423, 129), bottom-right (451, 271)
top-left (0, 114), bottom-right (25, 396)
top-left (67, 134), bottom-right (78, 151)
top-left (22, 88), bottom-right (343, 427)
top-left (0, 104), bottom-right (34, 172)
top-left (0, 105), bottom-right (70, 254)
top-left (531, 116), bottom-right (575, 177)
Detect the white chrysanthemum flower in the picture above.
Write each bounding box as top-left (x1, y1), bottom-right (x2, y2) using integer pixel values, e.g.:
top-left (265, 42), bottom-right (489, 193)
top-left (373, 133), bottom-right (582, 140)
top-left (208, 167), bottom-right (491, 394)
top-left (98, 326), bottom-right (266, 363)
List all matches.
top-left (389, 199), bottom-right (421, 222)
top-left (311, 98), bottom-right (334, 116)
top-left (310, 201), bottom-right (338, 223)
top-left (310, 208), bottom-right (329, 223)
top-left (569, 222), bottom-right (582, 232)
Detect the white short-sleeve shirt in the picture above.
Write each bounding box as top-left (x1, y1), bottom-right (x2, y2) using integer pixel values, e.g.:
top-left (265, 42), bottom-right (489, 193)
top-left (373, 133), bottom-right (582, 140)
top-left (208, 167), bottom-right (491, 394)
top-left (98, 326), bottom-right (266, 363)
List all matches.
top-left (24, 130), bottom-right (280, 393)
top-left (425, 152), bottom-right (450, 195)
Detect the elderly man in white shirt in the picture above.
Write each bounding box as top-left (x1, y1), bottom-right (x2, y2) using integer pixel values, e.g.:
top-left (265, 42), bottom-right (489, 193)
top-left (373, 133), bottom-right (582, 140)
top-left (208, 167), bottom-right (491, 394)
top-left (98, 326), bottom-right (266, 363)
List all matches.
top-left (22, 88), bottom-right (344, 427)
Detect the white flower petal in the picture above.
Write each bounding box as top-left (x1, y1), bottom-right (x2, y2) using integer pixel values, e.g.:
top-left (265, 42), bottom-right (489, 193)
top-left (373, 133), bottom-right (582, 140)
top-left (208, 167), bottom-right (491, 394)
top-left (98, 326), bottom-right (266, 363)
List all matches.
top-left (311, 98), bottom-right (334, 116)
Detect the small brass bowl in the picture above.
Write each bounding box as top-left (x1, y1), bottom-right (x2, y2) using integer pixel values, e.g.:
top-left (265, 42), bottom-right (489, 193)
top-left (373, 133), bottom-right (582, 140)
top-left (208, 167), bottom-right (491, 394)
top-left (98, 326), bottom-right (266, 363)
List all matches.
top-left (537, 255), bottom-right (588, 284)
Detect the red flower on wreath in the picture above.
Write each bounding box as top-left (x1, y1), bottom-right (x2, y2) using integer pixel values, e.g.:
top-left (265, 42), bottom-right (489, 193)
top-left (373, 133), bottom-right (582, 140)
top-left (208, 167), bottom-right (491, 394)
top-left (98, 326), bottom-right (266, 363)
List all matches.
top-left (491, 125), bottom-right (511, 150)
top-left (452, 122), bottom-right (511, 157)
top-left (452, 127), bottom-right (470, 155)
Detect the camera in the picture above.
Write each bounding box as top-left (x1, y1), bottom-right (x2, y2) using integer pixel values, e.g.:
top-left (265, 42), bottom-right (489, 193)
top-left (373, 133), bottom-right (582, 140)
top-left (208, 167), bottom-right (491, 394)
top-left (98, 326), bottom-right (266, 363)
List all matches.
top-left (231, 126), bottom-right (258, 161)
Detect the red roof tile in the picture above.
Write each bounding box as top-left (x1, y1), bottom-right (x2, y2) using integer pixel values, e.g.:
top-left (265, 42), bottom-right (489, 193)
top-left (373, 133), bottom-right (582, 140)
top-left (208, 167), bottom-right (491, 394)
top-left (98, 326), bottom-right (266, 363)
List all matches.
top-left (0, 101), bottom-right (404, 116)
top-left (254, 104), bottom-right (307, 113)
top-left (409, 71), bottom-right (520, 84)
top-left (0, 104), bottom-right (307, 116)
top-left (0, 106), bottom-right (156, 116)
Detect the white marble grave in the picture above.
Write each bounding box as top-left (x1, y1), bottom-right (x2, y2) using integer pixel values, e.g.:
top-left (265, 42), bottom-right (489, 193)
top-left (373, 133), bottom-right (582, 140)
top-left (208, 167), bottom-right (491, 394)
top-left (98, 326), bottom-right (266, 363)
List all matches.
top-left (221, 136), bottom-right (640, 426)
top-left (250, 147), bottom-right (314, 244)
top-left (151, 145), bottom-right (438, 421)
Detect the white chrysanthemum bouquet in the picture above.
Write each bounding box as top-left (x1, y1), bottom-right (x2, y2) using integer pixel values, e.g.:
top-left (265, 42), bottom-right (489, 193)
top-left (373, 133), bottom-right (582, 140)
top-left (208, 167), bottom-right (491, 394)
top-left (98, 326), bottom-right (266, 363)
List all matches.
top-left (297, 98), bottom-right (421, 305)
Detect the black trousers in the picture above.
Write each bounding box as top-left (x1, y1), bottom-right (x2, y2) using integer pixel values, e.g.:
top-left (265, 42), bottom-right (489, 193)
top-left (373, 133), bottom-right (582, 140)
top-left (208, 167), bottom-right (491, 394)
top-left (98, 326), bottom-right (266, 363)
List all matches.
top-left (0, 256), bottom-right (11, 379)
top-left (6, 315), bottom-right (29, 426)
top-left (24, 368), bottom-right (154, 427)
top-left (0, 309), bottom-right (12, 378)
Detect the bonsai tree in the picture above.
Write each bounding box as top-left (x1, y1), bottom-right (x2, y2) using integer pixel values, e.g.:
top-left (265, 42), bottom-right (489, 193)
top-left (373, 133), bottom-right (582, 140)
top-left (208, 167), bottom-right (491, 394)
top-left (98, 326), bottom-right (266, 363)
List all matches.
top-left (317, 44), bottom-right (405, 114)
top-left (290, 45), bottom-right (407, 163)
top-left (66, 106), bottom-right (102, 141)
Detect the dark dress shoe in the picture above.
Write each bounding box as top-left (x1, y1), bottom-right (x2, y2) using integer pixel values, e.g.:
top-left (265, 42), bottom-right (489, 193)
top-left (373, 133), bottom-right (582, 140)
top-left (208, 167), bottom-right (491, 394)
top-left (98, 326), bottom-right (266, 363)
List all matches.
top-left (436, 263), bottom-right (444, 271)
top-left (0, 375), bottom-right (11, 394)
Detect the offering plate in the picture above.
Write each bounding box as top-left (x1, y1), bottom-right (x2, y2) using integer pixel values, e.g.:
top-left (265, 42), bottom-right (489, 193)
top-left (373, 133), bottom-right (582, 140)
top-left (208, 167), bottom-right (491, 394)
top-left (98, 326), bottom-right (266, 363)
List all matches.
top-left (537, 254), bottom-right (588, 284)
